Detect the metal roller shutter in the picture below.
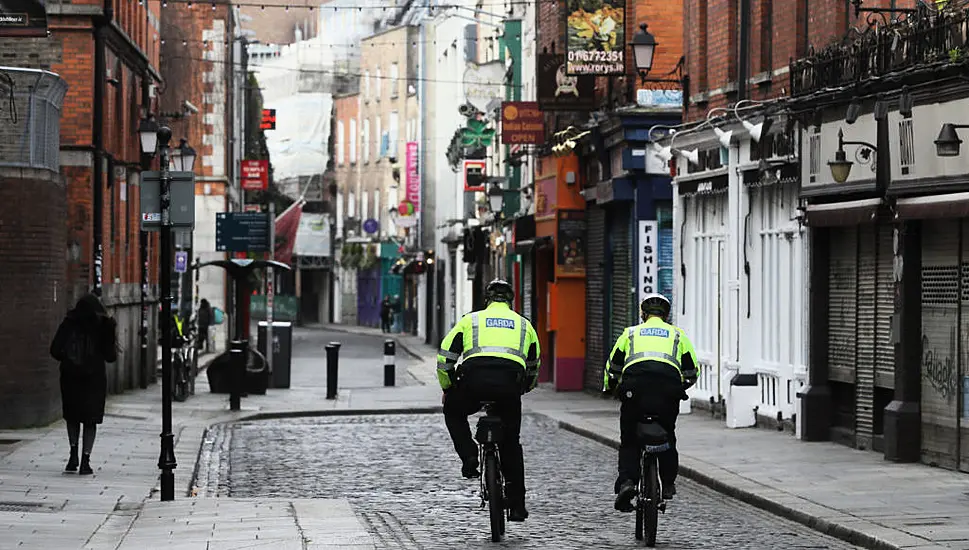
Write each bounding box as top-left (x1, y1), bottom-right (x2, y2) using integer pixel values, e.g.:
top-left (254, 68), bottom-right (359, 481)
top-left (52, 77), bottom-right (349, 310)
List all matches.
top-left (921, 219), bottom-right (960, 469)
top-left (584, 205), bottom-right (607, 391)
top-left (828, 227), bottom-right (858, 384)
top-left (960, 220), bottom-right (969, 472)
top-left (522, 254), bottom-right (534, 322)
top-left (610, 206), bottom-right (633, 346)
top-left (856, 224), bottom-right (877, 449)
top-left (875, 223), bottom-right (895, 389)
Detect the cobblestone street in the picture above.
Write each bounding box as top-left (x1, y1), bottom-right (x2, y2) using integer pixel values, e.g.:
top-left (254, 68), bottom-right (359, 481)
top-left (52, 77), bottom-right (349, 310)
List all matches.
top-left (201, 413), bottom-right (862, 549)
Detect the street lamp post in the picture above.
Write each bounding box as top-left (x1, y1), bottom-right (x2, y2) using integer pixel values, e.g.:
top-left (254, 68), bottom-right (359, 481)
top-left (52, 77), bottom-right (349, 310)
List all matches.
top-left (138, 123), bottom-right (196, 502)
top-left (138, 117), bottom-right (159, 390)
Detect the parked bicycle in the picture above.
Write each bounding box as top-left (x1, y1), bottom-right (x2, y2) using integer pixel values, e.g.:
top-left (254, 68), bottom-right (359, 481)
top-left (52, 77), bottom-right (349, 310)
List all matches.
top-left (171, 316), bottom-right (197, 402)
top-left (475, 402), bottom-right (507, 542)
top-left (634, 415), bottom-right (672, 547)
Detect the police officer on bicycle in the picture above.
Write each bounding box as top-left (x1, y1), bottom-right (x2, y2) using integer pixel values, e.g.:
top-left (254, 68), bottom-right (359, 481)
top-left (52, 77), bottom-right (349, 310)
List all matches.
top-left (604, 293), bottom-right (699, 512)
top-left (437, 279), bottom-right (541, 522)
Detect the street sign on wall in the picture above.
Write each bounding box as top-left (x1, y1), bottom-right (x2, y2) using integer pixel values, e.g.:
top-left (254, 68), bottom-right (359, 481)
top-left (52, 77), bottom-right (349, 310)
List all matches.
top-left (241, 159), bottom-right (269, 191)
top-left (463, 159), bottom-right (487, 192)
top-left (0, 0), bottom-right (48, 37)
top-left (501, 102), bottom-right (544, 144)
top-left (140, 171), bottom-right (196, 232)
top-left (260, 109), bottom-right (276, 130)
top-left (174, 251), bottom-right (188, 273)
top-left (215, 212), bottom-right (270, 252)
top-left (537, 54), bottom-right (596, 111)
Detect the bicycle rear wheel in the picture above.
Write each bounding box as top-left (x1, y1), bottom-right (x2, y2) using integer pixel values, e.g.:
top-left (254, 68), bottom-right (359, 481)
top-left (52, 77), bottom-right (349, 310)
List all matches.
top-left (644, 457), bottom-right (660, 547)
top-left (485, 450), bottom-right (503, 542)
top-left (172, 357), bottom-right (188, 402)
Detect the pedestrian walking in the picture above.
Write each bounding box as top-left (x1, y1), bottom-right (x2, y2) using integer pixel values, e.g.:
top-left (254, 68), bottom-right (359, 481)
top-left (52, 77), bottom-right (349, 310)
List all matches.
top-left (380, 295), bottom-right (393, 333)
top-left (49, 293), bottom-right (118, 475)
top-left (197, 298), bottom-right (212, 353)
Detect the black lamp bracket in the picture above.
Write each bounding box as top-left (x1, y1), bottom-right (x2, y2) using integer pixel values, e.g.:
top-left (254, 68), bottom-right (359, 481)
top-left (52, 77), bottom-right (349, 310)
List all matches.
top-left (639, 55), bottom-right (685, 85)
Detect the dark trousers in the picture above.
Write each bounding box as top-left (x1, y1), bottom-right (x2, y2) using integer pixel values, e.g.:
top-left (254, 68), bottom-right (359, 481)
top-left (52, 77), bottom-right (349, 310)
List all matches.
top-left (443, 381), bottom-right (525, 503)
top-left (381, 315), bottom-right (392, 333)
top-left (617, 371), bottom-right (682, 489)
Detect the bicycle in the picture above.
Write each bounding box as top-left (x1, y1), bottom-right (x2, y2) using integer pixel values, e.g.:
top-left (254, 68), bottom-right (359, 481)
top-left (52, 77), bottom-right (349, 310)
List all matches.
top-left (634, 415), bottom-right (671, 547)
top-left (172, 321), bottom-right (197, 402)
top-left (474, 402), bottom-right (507, 542)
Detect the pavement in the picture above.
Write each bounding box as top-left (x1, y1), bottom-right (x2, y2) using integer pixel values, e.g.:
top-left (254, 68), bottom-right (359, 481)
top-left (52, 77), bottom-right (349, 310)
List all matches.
top-left (0, 322), bottom-right (967, 549)
top-left (327, 323), bottom-right (969, 550)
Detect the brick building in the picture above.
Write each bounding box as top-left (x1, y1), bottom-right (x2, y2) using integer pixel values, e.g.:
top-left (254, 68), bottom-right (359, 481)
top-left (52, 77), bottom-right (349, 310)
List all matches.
top-left (665, 0), bottom-right (927, 434)
top-left (332, 91), bottom-right (360, 325)
top-left (525, 0), bottom-right (684, 391)
top-left (158, 1), bottom-right (235, 348)
top-left (0, 0), bottom-right (163, 428)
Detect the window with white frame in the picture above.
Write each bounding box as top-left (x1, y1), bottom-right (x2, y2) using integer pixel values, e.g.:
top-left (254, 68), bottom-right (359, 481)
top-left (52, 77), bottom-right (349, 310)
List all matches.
top-left (373, 189), bottom-right (380, 223)
top-left (349, 118), bottom-right (357, 164)
top-left (389, 111), bottom-right (399, 158)
top-left (348, 191), bottom-right (356, 218)
top-left (364, 71), bottom-right (370, 100)
top-left (336, 120), bottom-right (345, 165)
top-left (362, 189), bottom-right (370, 220)
top-left (390, 63), bottom-right (399, 98)
top-left (375, 67), bottom-right (382, 100)
top-left (376, 116), bottom-right (383, 157)
top-left (363, 118), bottom-right (371, 163)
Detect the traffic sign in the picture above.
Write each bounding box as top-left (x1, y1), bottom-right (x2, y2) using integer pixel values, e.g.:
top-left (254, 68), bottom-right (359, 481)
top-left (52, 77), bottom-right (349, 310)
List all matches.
top-left (216, 212), bottom-right (270, 252)
top-left (174, 251), bottom-right (188, 273)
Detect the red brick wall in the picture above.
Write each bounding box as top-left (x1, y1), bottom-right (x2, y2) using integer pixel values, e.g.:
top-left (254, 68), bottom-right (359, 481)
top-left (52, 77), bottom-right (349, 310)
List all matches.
top-left (0, 170), bottom-right (68, 428)
top-left (684, 0), bottom-right (922, 123)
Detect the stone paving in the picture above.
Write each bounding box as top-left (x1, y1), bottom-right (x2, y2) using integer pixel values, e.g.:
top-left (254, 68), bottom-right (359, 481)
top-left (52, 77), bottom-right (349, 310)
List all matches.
top-left (202, 413), bottom-right (862, 550)
top-left (327, 323), bottom-right (969, 550)
top-left (0, 326), bottom-right (435, 550)
top-left (2, 322), bottom-right (969, 549)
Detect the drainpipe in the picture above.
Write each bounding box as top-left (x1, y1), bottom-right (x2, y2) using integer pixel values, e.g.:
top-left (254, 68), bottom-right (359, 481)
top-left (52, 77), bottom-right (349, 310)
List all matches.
top-left (92, 0), bottom-right (113, 296)
top-left (737, 0), bottom-right (750, 101)
top-left (139, 71), bottom-right (152, 389)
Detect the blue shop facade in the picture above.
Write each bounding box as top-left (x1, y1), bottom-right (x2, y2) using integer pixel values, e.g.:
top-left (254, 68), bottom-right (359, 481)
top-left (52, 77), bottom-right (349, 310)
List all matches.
top-left (579, 108), bottom-right (679, 391)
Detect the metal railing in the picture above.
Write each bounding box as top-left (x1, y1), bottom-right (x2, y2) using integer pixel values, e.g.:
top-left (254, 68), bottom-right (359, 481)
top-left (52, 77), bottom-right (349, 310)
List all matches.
top-left (0, 66), bottom-right (68, 172)
top-left (790, 4), bottom-right (969, 97)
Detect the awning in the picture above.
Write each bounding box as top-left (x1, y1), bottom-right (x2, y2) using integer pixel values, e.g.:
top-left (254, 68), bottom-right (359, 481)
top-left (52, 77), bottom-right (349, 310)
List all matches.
top-left (803, 198), bottom-right (881, 227)
top-left (893, 192), bottom-right (969, 221)
top-left (513, 236), bottom-right (553, 254)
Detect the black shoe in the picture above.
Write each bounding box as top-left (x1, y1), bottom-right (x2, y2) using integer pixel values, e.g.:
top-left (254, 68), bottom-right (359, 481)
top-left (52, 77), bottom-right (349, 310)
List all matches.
top-left (614, 480), bottom-right (637, 512)
top-left (508, 504), bottom-right (528, 522)
top-left (78, 454), bottom-right (93, 476)
top-left (65, 447), bottom-right (79, 472)
top-left (662, 483), bottom-right (676, 500)
top-left (461, 458), bottom-right (480, 479)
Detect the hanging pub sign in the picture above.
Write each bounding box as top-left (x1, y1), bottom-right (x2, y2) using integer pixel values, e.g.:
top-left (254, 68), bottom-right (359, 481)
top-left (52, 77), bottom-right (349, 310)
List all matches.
top-left (537, 53), bottom-right (596, 111)
top-left (556, 209), bottom-right (586, 277)
top-left (463, 159), bottom-right (487, 192)
top-left (0, 0), bottom-right (48, 37)
top-left (501, 102), bottom-right (544, 144)
top-left (565, 0), bottom-right (626, 75)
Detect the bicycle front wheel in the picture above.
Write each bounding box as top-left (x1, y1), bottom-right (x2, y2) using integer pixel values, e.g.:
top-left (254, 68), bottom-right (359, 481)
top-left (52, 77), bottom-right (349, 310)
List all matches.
top-left (172, 358), bottom-right (188, 402)
top-left (644, 457), bottom-right (660, 547)
top-left (485, 450), bottom-right (503, 542)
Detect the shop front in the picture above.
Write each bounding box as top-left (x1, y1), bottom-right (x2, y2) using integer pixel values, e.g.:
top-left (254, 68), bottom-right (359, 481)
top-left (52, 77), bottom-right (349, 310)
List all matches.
top-left (800, 109), bottom-right (896, 453)
top-left (885, 94), bottom-right (969, 472)
top-left (531, 153), bottom-right (587, 390)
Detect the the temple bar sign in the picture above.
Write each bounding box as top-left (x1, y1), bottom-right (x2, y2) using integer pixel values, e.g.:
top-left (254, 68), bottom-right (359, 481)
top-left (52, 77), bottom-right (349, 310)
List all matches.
top-left (501, 102), bottom-right (544, 145)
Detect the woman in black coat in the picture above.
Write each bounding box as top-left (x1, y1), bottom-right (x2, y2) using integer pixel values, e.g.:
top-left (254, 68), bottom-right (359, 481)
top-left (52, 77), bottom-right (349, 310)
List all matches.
top-left (50, 293), bottom-right (117, 475)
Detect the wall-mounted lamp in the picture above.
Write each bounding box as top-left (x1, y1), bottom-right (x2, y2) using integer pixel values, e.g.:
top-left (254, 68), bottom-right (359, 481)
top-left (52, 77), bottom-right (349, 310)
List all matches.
top-left (675, 148), bottom-right (700, 166)
top-left (651, 142), bottom-right (673, 163)
top-left (935, 123), bottom-right (969, 157)
top-left (845, 99), bottom-right (862, 124)
top-left (828, 128), bottom-right (877, 184)
top-left (487, 181), bottom-right (504, 214)
top-left (713, 127), bottom-right (733, 148)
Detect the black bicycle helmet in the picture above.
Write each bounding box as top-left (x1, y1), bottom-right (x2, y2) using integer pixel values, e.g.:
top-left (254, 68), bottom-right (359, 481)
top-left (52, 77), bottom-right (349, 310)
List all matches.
top-left (641, 293), bottom-right (672, 320)
top-left (485, 279), bottom-right (515, 305)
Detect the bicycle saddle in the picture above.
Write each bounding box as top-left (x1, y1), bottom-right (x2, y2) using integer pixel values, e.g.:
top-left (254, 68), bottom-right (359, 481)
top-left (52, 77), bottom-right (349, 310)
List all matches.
top-left (637, 419), bottom-right (669, 445)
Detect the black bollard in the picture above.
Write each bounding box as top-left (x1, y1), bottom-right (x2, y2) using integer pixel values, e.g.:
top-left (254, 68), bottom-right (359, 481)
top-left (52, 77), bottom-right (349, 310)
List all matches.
top-left (383, 340), bottom-right (396, 387)
top-left (325, 342), bottom-right (341, 399)
top-left (229, 340), bottom-right (246, 411)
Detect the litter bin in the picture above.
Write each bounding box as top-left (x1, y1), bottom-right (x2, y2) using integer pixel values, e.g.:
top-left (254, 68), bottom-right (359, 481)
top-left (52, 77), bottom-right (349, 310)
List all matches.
top-left (257, 321), bottom-right (294, 389)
